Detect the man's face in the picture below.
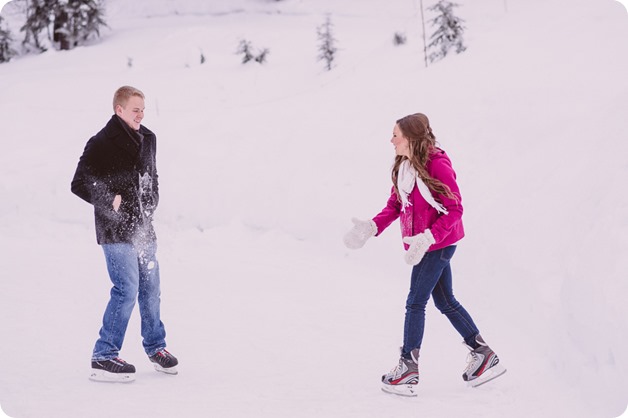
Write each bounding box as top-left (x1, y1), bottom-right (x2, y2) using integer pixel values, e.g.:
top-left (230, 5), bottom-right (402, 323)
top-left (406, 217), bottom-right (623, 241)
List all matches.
top-left (116, 95), bottom-right (145, 130)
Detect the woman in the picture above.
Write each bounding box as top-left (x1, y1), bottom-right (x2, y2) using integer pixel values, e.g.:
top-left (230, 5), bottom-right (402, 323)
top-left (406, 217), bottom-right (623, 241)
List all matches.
top-left (343, 113), bottom-right (505, 396)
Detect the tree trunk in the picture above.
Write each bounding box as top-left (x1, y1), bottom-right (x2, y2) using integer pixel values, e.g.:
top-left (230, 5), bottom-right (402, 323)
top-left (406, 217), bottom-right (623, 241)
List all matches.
top-left (420, 0), bottom-right (428, 68)
top-left (54, 8), bottom-right (71, 50)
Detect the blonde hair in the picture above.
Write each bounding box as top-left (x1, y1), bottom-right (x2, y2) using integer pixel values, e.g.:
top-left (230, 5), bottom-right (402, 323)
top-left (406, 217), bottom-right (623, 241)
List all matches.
top-left (112, 86), bottom-right (145, 112)
top-left (391, 113), bottom-right (456, 201)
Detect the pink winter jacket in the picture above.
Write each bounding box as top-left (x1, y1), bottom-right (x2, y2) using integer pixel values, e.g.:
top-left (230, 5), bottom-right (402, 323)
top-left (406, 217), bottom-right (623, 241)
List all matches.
top-left (372, 149), bottom-right (464, 251)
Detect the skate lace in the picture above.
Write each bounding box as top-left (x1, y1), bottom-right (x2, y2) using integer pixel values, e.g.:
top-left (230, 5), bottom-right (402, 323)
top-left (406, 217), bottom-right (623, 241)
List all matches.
top-left (464, 351), bottom-right (480, 372)
top-left (386, 359), bottom-right (405, 379)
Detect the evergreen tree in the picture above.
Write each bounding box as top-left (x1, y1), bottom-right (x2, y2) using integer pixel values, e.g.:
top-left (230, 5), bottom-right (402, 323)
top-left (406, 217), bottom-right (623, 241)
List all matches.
top-left (426, 0), bottom-right (466, 63)
top-left (54, 0), bottom-right (107, 50)
top-left (20, 0), bottom-right (106, 52)
top-left (0, 15), bottom-right (16, 63)
top-left (20, 0), bottom-right (56, 52)
top-left (317, 15), bottom-right (337, 71)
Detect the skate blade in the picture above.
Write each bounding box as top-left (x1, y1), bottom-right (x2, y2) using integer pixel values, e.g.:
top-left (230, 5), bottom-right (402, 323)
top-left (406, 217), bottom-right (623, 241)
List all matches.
top-left (381, 383), bottom-right (418, 397)
top-left (89, 369), bottom-right (135, 383)
top-left (153, 363), bottom-right (178, 375)
top-left (467, 364), bottom-right (506, 388)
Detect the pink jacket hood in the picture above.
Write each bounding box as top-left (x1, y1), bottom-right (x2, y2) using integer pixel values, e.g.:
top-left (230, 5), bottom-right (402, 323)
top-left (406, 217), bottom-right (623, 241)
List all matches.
top-left (372, 149), bottom-right (464, 251)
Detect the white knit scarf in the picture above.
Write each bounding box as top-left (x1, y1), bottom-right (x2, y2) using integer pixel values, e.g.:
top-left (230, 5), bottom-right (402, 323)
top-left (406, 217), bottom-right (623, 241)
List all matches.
top-left (398, 160), bottom-right (448, 215)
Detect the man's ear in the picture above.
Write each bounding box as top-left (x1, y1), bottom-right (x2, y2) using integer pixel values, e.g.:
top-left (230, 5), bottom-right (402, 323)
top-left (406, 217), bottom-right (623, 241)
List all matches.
top-left (114, 104), bottom-right (122, 116)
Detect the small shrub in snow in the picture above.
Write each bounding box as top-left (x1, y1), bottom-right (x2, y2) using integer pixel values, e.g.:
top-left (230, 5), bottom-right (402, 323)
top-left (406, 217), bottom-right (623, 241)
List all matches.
top-left (237, 40), bottom-right (254, 63)
top-left (317, 15), bottom-right (337, 71)
top-left (254, 48), bottom-right (269, 64)
top-left (236, 39), bottom-right (269, 64)
top-left (426, 0), bottom-right (467, 63)
top-left (393, 31), bottom-right (407, 46)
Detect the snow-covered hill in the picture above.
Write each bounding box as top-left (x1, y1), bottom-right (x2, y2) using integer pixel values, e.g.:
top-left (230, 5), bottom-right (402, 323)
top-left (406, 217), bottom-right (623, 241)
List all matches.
top-left (1, 0), bottom-right (627, 417)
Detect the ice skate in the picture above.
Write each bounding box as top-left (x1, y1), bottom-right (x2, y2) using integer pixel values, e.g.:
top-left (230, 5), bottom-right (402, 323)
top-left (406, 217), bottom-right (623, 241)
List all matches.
top-left (149, 349), bottom-right (179, 375)
top-left (462, 335), bottom-right (506, 387)
top-left (89, 357), bottom-right (136, 383)
top-left (381, 348), bottom-right (420, 397)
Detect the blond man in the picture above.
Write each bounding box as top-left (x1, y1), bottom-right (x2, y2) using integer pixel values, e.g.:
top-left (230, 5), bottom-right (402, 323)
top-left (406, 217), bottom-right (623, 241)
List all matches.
top-left (72, 86), bottom-right (178, 382)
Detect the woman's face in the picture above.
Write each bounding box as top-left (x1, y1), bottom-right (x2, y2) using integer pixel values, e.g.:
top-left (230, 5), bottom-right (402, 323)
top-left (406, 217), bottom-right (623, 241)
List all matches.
top-left (391, 123), bottom-right (410, 158)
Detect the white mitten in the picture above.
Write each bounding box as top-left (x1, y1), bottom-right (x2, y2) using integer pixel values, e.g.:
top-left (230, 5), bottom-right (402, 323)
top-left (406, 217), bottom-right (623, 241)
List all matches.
top-left (343, 218), bottom-right (377, 249)
top-left (402, 229), bottom-right (435, 265)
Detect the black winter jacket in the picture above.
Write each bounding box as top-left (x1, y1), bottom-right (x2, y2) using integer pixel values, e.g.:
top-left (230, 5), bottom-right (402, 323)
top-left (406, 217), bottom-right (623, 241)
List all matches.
top-left (71, 115), bottom-right (159, 245)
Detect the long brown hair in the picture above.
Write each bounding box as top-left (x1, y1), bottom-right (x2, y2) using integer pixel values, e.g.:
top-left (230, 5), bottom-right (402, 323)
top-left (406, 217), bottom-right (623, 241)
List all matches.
top-left (391, 113), bottom-right (456, 201)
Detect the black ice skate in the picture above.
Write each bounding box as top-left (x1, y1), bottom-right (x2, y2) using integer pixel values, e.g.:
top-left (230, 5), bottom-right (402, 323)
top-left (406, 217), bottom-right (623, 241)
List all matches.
top-left (149, 349), bottom-right (179, 375)
top-left (90, 357), bottom-right (136, 383)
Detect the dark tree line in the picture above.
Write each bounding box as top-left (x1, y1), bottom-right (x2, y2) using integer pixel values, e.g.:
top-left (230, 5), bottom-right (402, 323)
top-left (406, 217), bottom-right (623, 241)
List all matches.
top-left (0, 14), bottom-right (16, 63)
top-left (21, 0), bottom-right (106, 51)
top-left (2, 1), bottom-right (467, 67)
top-left (0, 0), bottom-right (106, 61)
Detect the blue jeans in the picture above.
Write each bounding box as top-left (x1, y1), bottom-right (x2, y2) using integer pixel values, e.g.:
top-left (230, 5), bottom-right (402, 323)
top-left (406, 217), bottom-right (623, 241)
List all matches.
top-left (402, 245), bottom-right (479, 356)
top-left (92, 242), bottom-right (167, 360)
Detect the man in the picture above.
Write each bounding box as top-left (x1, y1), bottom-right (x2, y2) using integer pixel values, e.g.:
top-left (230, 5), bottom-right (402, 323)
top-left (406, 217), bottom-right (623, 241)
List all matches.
top-left (71, 86), bottom-right (178, 382)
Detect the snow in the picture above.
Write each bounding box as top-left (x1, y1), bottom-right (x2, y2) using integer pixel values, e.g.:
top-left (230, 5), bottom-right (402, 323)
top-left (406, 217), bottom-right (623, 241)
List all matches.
top-left (1, 0), bottom-right (627, 417)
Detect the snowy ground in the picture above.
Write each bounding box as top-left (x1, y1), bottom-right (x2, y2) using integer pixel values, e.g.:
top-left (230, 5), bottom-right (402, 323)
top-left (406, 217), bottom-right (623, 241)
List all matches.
top-left (1, 0), bottom-right (628, 417)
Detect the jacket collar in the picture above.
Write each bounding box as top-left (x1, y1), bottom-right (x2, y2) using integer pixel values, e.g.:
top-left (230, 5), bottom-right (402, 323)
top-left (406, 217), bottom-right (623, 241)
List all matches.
top-left (104, 115), bottom-right (141, 157)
